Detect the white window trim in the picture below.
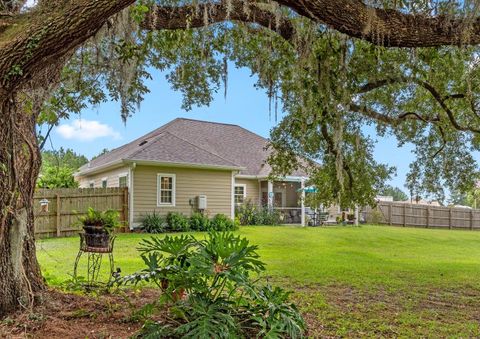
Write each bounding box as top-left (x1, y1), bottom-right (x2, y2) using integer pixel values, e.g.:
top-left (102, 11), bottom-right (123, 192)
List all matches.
top-left (118, 172), bottom-right (129, 188)
top-left (234, 184), bottom-right (247, 205)
top-left (157, 173), bottom-right (176, 207)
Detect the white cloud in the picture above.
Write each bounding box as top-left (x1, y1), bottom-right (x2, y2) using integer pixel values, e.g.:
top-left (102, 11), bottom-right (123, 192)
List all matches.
top-left (56, 119), bottom-right (121, 142)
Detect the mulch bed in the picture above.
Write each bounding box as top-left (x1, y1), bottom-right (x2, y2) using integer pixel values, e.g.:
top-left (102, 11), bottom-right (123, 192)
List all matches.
top-left (0, 288), bottom-right (161, 339)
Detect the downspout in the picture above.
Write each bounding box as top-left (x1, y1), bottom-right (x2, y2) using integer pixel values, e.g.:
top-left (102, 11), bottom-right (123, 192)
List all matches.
top-left (128, 162), bottom-right (136, 230)
top-left (231, 171), bottom-right (235, 220)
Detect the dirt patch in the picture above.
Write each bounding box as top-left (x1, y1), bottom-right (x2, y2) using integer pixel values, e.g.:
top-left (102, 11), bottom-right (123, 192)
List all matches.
top-left (0, 288), bottom-right (161, 339)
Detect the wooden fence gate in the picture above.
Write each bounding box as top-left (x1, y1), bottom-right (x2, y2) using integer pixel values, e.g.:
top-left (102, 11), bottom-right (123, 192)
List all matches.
top-left (34, 188), bottom-right (128, 238)
top-left (364, 201), bottom-right (480, 230)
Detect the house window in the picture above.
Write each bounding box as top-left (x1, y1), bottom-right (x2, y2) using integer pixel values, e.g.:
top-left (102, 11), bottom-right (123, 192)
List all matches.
top-left (234, 184), bottom-right (246, 205)
top-left (101, 178), bottom-right (108, 188)
top-left (119, 174), bottom-right (128, 188)
top-left (89, 181), bottom-right (94, 188)
top-left (157, 174), bottom-right (176, 206)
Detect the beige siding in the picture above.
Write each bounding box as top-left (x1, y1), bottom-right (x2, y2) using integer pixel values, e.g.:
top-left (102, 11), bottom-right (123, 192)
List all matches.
top-left (133, 165), bottom-right (232, 224)
top-left (234, 178), bottom-right (260, 206)
top-left (76, 166), bottom-right (129, 188)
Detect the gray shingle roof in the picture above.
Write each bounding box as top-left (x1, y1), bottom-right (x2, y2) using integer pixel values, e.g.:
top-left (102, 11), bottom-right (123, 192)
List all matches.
top-left (78, 118), bottom-right (307, 176)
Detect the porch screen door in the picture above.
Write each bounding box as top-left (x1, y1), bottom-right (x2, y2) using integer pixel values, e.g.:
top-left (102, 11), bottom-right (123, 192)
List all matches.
top-left (274, 192), bottom-right (283, 207)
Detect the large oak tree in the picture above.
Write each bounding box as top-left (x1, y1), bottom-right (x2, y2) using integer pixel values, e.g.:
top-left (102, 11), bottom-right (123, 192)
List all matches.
top-left (1, 0), bottom-right (480, 316)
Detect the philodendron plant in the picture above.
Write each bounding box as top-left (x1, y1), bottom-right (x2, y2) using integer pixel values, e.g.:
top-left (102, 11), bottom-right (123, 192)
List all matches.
top-left (114, 231), bottom-right (306, 338)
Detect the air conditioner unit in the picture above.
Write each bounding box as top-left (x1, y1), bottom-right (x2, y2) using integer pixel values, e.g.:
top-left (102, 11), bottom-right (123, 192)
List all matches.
top-left (197, 195), bottom-right (207, 210)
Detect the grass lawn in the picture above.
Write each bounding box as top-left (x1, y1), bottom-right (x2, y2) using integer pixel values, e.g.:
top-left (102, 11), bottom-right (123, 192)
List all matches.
top-left (37, 225), bottom-right (480, 337)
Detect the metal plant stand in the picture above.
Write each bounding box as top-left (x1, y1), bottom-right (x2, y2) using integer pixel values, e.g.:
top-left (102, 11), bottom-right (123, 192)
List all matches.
top-left (73, 232), bottom-right (116, 288)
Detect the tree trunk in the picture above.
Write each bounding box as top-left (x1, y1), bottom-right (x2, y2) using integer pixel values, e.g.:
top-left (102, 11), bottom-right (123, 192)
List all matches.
top-left (0, 93), bottom-right (43, 316)
top-left (0, 0), bottom-right (137, 317)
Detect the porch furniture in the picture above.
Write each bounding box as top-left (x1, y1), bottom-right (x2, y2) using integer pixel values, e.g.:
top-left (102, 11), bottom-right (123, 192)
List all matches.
top-left (324, 217), bottom-right (338, 225)
top-left (307, 211), bottom-right (330, 226)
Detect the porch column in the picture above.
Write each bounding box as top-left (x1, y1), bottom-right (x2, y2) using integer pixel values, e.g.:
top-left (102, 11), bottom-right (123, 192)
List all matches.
top-left (354, 205), bottom-right (359, 226)
top-left (231, 172), bottom-right (235, 220)
top-left (301, 178), bottom-right (306, 227)
top-left (267, 180), bottom-right (274, 210)
top-left (258, 180), bottom-right (262, 207)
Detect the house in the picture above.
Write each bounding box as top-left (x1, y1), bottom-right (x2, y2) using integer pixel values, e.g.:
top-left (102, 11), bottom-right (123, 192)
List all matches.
top-left (75, 118), bottom-right (310, 228)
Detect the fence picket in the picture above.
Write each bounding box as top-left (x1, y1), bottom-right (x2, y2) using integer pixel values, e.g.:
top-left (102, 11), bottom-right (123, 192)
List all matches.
top-left (34, 188), bottom-right (128, 238)
top-left (365, 202), bottom-right (479, 230)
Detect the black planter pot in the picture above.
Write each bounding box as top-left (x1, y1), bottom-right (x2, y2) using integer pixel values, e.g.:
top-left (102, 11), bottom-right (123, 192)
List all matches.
top-left (83, 225), bottom-right (110, 248)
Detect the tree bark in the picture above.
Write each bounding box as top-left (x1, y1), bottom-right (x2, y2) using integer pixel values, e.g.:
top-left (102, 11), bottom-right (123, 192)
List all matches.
top-left (0, 93), bottom-right (43, 316)
top-left (0, 0), bottom-right (135, 90)
top-left (142, 1), bottom-right (295, 42)
top-left (275, 0), bottom-right (480, 47)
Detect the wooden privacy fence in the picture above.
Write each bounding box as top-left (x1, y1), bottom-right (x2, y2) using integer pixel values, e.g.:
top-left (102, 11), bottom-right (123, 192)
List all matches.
top-left (364, 201), bottom-right (480, 230)
top-left (34, 188), bottom-right (128, 238)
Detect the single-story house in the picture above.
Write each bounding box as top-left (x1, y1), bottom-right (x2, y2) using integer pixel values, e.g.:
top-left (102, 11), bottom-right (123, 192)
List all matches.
top-left (75, 118), bottom-right (311, 228)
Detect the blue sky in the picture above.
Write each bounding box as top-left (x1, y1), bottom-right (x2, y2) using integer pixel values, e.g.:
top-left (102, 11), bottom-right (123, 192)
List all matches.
top-left (45, 65), bottom-right (414, 192)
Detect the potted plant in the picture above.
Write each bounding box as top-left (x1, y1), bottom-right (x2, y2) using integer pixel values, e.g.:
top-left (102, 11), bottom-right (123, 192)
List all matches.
top-left (78, 207), bottom-right (120, 248)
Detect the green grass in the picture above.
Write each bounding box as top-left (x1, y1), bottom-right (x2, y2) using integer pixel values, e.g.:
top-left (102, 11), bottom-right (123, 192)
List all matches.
top-left (37, 225), bottom-right (480, 337)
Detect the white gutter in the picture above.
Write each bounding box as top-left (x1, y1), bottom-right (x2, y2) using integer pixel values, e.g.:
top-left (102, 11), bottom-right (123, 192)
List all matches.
top-left (235, 174), bottom-right (308, 182)
top-left (235, 174), bottom-right (260, 179)
top-left (77, 159), bottom-right (245, 177)
top-left (75, 159), bottom-right (124, 177)
top-left (124, 159), bottom-right (245, 171)
top-left (128, 162), bottom-right (136, 230)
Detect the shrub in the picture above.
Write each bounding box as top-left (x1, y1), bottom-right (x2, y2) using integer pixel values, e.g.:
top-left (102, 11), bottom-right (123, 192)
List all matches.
top-left (115, 232), bottom-right (305, 338)
top-left (236, 201), bottom-right (281, 226)
top-left (210, 213), bottom-right (238, 231)
top-left (235, 199), bottom-right (258, 225)
top-left (368, 208), bottom-right (385, 224)
top-left (256, 207), bottom-right (281, 225)
top-left (141, 211), bottom-right (167, 233)
top-left (166, 212), bottom-right (190, 232)
top-left (189, 212), bottom-right (210, 231)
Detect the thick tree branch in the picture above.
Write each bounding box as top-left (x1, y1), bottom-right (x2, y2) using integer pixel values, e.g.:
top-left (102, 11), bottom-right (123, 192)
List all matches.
top-left (275, 0), bottom-right (480, 47)
top-left (141, 0), bottom-right (295, 42)
top-left (417, 80), bottom-right (480, 134)
top-left (355, 77), bottom-right (480, 133)
top-left (357, 78), bottom-right (404, 94)
top-left (349, 103), bottom-right (439, 125)
top-left (0, 0), bottom-right (136, 90)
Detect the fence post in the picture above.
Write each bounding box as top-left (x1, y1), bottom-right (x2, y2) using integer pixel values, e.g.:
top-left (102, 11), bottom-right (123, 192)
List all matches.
top-left (403, 204), bottom-right (406, 227)
top-left (470, 209), bottom-right (474, 230)
top-left (123, 188), bottom-right (129, 232)
top-left (426, 207), bottom-right (430, 228)
top-left (448, 208), bottom-right (452, 229)
top-left (56, 194), bottom-right (61, 237)
top-left (388, 204), bottom-right (392, 226)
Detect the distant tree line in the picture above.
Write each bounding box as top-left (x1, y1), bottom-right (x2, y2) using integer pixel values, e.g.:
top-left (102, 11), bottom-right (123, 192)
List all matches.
top-left (37, 148), bottom-right (107, 189)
